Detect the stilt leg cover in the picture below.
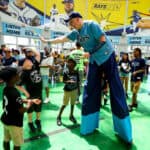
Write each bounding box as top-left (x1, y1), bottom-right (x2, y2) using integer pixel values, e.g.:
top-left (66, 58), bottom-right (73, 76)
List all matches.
top-left (80, 111), bottom-right (99, 135)
top-left (112, 114), bottom-right (132, 143)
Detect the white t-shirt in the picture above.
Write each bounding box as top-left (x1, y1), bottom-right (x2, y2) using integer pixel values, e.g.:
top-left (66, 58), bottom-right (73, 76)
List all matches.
top-left (50, 8), bottom-right (58, 16)
top-left (8, 2), bottom-right (38, 25)
top-left (40, 57), bottom-right (54, 76)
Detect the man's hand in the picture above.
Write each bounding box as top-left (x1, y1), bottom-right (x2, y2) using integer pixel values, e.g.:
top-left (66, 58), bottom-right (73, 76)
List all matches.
top-left (40, 36), bottom-right (47, 43)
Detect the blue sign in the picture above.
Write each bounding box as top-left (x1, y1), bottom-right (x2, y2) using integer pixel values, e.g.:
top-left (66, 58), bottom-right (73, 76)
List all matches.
top-left (2, 22), bottom-right (42, 38)
top-left (50, 30), bottom-right (67, 38)
top-left (108, 35), bottom-right (150, 46)
top-left (128, 36), bottom-right (150, 45)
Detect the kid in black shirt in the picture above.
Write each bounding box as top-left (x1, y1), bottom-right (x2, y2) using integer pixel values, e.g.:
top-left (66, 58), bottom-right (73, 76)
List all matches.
top-left (18, 47), bottom-right (43, 132)
top-left (57, 58), bottom-right (80, 126)
top-left (0, 67), bottom-right (41, 150)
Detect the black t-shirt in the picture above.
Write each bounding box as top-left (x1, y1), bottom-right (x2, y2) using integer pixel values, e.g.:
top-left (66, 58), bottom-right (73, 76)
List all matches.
top-left (1, 87), bottom-right (24, 127)
top-left (119, 60), bottom-right (131, 74)
top-left (2, 56), bottom-right (17, 66)
top-left (0, 49), bottom-right (3, 55)
top-left (63, 70), bottom-right (79, 91)
top-left (19, 59), bottom-right (42, 98)
top-left (18, 58), bottom-right (25, 66)
top-left (131, 58), bottom-right (145, 81)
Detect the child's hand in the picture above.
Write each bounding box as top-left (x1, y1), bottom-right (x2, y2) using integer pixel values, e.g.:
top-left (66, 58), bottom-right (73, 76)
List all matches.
top-left (26, 100), bottom-right (33, 109)
top-left (32, 99), bottom-right (41, 105)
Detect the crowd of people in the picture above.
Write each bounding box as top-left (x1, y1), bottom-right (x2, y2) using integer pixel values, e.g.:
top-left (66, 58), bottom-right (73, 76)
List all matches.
top-left (0, 42), bottom-right (149, 149)
top-left (0, 41), bottom-right (88, 149)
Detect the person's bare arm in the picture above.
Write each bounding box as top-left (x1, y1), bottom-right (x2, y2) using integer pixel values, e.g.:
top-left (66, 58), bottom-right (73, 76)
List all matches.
top-left (40, 36), bottom-right (70, 44)
top-left (30, 47), bottom-right (41, 62)
top-left (16, 85), bottom-right (30, 98)
top-left (99, 35), bottom-right (106, 43)
top-left (137, 19), bottom-right (150, 28)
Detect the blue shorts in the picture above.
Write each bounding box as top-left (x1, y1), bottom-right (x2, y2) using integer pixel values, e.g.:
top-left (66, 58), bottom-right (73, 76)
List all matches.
top-left (42, 75), bottom-right (49, 88)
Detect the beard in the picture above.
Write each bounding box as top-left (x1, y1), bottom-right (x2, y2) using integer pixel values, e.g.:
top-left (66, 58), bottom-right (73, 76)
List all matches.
top-left (65, 8), bottom-right (74, 14)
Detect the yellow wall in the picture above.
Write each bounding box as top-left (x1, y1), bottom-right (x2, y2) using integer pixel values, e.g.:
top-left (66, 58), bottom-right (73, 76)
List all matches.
top-left (27, 0), bottom-right (150, 30)
top-left (27, 0), bottom-right (87, 16)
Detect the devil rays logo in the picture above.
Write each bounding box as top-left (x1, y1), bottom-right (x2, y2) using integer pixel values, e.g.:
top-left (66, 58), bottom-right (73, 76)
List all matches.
top-left (30, 70), bottom-right (41, 83)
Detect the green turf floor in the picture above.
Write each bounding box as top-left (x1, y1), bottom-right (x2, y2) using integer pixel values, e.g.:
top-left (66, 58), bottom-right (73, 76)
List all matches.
top-left (0, 76), bottom-right (150, 150)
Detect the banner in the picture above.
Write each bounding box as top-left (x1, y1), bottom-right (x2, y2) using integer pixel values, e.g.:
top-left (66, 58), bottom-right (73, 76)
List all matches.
top-left (2, 22), bottom-right (42, 38)
top-left (128, 36), bottom-right (150, 45)
top-left (1, 0), bottom-right (150, 35)
top-left (1, 22), bottom-right (67, 39)
top-left (87, 0), bottom-right (150, 35)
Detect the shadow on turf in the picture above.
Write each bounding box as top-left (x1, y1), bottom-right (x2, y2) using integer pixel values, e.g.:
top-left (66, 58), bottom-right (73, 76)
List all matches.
top-left (63, 123), bottom-right (137, 150)
top-left (129, 101), bottom-right (150, 117)
top-left (42, 102), bottom-right (59, 111)
top-left (24, 131), bottom-right (51, 150)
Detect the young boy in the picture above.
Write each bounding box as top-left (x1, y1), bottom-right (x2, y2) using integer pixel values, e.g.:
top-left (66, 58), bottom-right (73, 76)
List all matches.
top-left (0, 67), bottom-right (41, 150)
top-left (18, 47), bottom-right (43, 132)
top-left (57, 58), bottom-right (79, 126)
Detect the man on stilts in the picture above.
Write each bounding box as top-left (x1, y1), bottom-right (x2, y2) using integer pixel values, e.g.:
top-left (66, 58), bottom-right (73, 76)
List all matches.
top-left (40, 11), bottom-right (132, 144)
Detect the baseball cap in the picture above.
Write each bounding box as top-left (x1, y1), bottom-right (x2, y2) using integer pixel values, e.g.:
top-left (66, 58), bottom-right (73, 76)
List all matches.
top-left (23, 47), bottom-right (34, 52)
top-left (65, 12), bottom-right (82, 22)
top-left (62, 0), bottom-right (74, 4)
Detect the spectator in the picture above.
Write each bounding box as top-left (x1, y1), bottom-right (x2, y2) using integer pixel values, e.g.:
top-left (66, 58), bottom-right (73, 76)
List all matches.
top-left (0, 67), bottom-right (41, 150)
top-left (129, 48), bottom-right (145, 112)
top-left (57, 58), bottom-right (79, 126)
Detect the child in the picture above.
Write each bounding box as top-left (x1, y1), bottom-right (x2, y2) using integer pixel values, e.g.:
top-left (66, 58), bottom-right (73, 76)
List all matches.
top-left (40, 52), bottom-right (54, 103)
top-left (18, 47), bottom-right (43, 132)
top-left (57, 58), bottom-right (79, 126)
top-left (118, 53), bottom-right (131, 98)
top-left (0, 67), bottom-right (41, 150)
top-left (129, 48), bottom-right (145, 112)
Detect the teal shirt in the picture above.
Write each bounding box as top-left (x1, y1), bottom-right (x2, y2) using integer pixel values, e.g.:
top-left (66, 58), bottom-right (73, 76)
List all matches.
top-left (66, 21), bottom-right (114, 65)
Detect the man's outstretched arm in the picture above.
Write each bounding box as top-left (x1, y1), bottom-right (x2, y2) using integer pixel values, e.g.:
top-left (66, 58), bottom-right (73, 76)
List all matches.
top-left (40, 36), bottom-right (70, 44)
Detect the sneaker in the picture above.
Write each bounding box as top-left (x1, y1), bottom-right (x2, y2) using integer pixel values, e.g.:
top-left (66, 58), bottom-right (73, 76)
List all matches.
top-left (44, 98), bottom-right (50, 104)
top-left (35, 120), bottom-right (41, 131)
top-left (75, 100), bottom-right (80, 104)
top-left (57, 117), bottom-right (62, 126)
top-left (128, 104), bottom-right (138, 112)
top-left (69, 116), bottom-right (77, 124)
top-left (28, 122), bottom-right (36, 132)
top-left (128, 105), bottom-right (133, 112)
